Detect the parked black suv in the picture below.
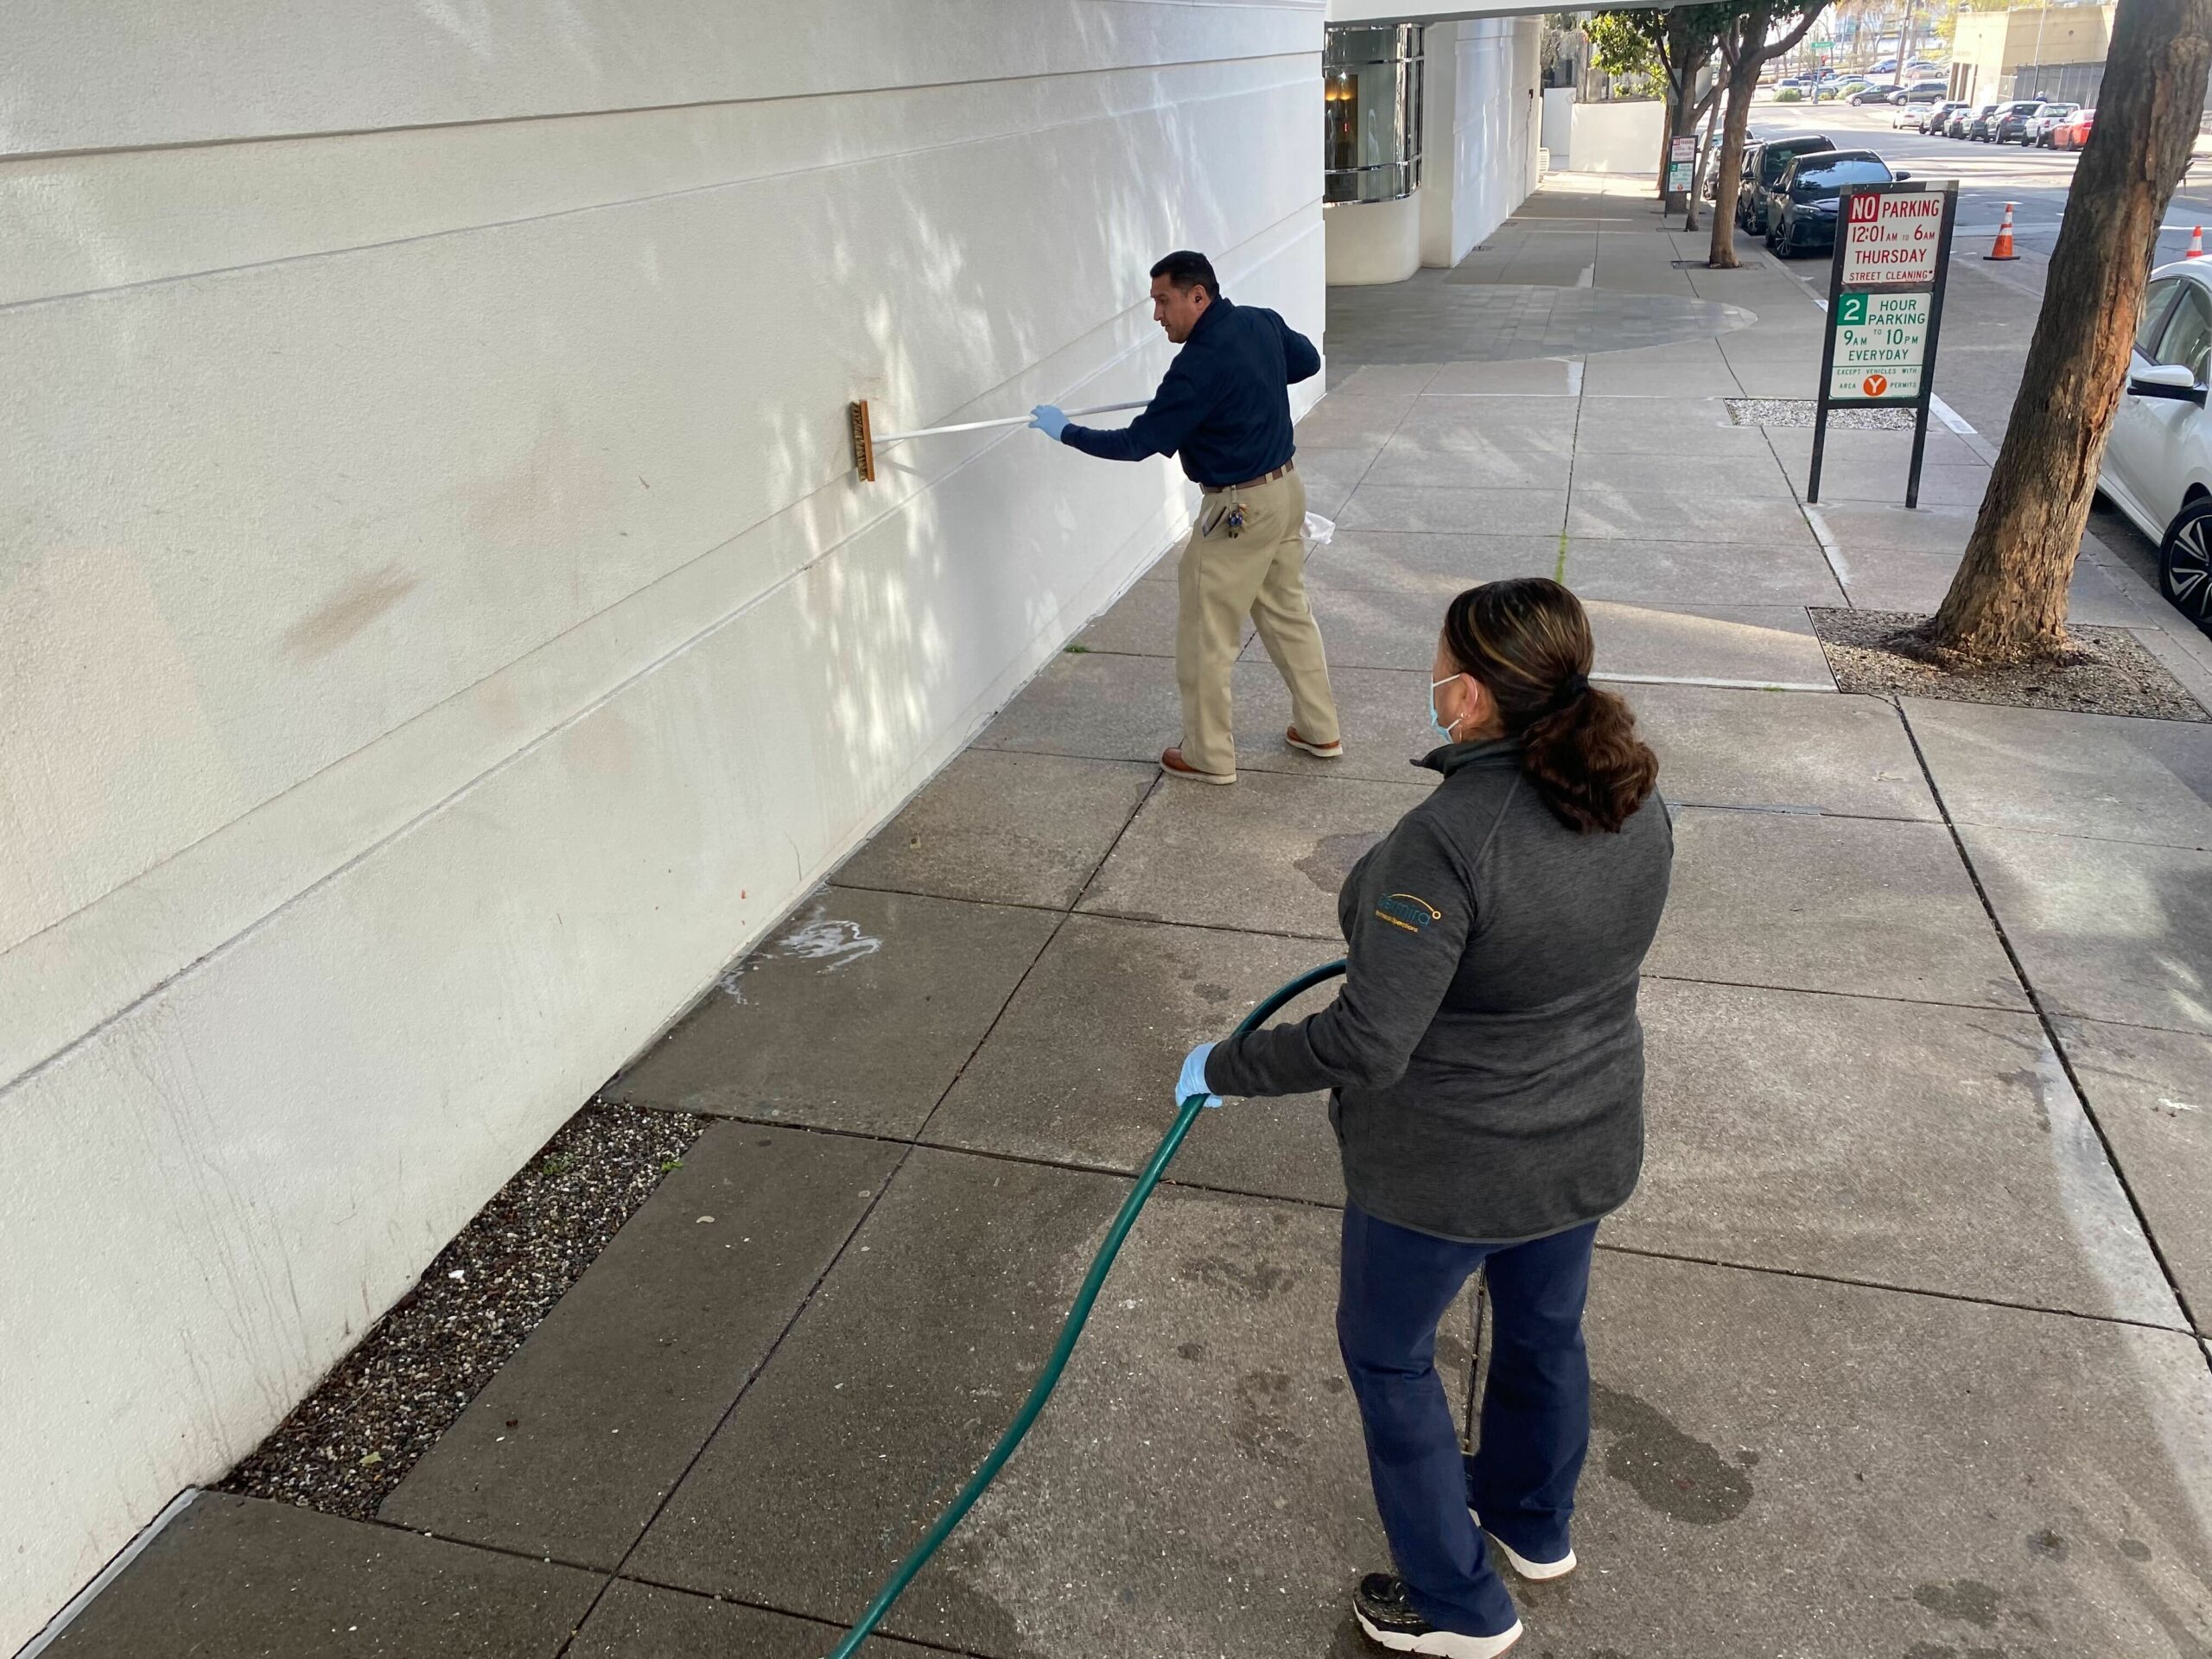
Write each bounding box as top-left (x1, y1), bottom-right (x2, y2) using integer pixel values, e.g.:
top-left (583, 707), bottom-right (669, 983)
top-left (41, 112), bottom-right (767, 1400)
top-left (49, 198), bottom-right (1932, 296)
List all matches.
top-left (1768, 151), bottom-right (1909, 257)
top-left (1738, 132), bottom-right (1840, 233)
top-left (1948, 102), bottom-right (1999, 137)
top-left (1965, 102), bottom-right (2015, 139)
top-left (1989, 99), bottom-right (2049, 143)
top-left (1921, 100), bottom-right (1968, 133)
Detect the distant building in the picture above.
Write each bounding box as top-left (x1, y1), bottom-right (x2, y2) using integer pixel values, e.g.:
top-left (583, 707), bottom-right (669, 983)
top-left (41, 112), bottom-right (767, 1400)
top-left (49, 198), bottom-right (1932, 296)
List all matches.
top-left (1948, 5), bottom-right (2114, 107)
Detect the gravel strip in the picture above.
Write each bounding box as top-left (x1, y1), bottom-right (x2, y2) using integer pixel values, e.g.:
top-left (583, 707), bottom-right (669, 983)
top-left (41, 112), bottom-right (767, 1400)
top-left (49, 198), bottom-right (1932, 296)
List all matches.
top-left (1811, 608), bottom-right (2211, 721)
top-left (1728, 397), bottom-right (1919, 429)
top-left (220, 1102), bottom-right (708, 1519)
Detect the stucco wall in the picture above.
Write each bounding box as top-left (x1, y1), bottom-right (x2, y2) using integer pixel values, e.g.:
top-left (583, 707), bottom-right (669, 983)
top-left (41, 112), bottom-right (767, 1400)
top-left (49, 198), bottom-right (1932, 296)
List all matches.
top-left (1568, 99), bottom-right (1666, 176)
top-left (0, 3), bottom-right (1326, 1645)
top-left (1418, 16), bottom-right (1545, 270)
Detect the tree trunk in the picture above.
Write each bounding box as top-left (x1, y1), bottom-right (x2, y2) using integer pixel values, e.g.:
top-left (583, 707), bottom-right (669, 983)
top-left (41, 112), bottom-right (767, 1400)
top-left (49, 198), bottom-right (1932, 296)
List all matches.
top-left (1654, 31), bottom-right (1681, 203)
top-left (1664, 42), bottom-right (1715, 215)
top-left (1660, 15), bottom-right (1692, 207)
top-left (1707, 1), bottom-right (1828, 269)
top-left (1684, 89), bottom-right (1723, 233)
top-left (1917, 0), bottom-right (2212, 666)
top-left (1707, 29), bottom-right (1764, 268)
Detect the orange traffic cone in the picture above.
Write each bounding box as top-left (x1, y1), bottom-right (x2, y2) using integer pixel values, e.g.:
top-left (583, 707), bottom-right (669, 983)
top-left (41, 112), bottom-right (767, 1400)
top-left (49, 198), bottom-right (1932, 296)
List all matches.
top-left (2188, 226), bottom-right (2205, 258)
top-left (1985, 201), bottom-right (2018, 261)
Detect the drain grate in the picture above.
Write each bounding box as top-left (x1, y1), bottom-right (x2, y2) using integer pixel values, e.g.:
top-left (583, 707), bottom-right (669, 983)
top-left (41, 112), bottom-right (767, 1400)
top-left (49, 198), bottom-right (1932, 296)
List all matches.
top-left (1727, 397), bottom-right (1918, 429)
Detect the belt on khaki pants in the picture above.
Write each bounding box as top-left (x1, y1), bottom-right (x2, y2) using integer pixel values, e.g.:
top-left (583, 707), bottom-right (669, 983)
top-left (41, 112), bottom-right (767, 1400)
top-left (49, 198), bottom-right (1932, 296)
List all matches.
top-left (1201, 462), bottom-right (1294, 494)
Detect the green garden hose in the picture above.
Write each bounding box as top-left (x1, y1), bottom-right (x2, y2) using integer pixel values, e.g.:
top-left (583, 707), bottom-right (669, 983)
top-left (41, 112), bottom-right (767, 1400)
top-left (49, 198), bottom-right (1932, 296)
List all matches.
top-left (823, 957), bottom-right (1348, 1658)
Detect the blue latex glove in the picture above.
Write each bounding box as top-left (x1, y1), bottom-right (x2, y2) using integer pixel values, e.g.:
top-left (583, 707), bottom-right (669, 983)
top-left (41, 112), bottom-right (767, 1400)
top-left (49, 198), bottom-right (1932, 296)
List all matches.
top-left (1029, 404), bottom-right (1070, 441)
top-left (1177, 1041), bottom-right (1223, 1109)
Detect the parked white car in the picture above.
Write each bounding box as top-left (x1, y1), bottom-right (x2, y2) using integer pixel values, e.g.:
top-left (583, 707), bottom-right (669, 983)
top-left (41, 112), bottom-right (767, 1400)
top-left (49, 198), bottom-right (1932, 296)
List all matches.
top-left (2099, 259), bottom-right (2212, 632)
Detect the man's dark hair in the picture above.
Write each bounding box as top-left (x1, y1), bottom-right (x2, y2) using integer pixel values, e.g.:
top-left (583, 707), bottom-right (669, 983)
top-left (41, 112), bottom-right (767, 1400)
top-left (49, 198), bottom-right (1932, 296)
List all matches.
top-left (1149, 251), bottom-right (1220, 301)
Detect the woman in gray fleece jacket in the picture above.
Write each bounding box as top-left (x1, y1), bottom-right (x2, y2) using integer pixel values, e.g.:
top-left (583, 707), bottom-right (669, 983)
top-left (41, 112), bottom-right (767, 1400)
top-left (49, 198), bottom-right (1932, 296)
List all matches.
top-left (1179, 577), bottom-right (1672, 1659)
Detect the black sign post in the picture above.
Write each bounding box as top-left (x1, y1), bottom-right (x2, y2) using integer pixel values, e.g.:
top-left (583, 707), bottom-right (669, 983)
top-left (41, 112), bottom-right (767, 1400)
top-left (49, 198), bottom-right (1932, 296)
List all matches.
top-left (1808, 179), bottom-right (1959, 509)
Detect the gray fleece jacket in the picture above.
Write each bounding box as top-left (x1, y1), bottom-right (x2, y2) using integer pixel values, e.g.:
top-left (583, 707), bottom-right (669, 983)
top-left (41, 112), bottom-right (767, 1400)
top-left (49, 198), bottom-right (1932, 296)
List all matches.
top-left (1205, 737), bottom-right (1673, 1243)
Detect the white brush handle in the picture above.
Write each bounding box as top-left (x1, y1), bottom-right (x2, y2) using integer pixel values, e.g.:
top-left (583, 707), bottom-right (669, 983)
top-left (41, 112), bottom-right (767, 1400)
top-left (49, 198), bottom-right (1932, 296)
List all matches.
top-left (873, 399), bottom-right (1148, 446)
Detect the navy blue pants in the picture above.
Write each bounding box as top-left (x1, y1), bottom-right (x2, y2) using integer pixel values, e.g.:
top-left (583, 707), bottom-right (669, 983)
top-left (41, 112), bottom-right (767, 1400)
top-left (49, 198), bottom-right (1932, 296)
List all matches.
top-left (1337, 1203), bottom-right (1599, 1638)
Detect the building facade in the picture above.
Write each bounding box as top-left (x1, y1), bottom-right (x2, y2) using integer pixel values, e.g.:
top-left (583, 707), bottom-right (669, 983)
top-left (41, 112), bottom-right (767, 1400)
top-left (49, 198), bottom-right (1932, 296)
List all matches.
top-left (1948, 4), bottom-right (2115, 105)
top-left (1, 0), bottom-right (1567, 1643)
top-left (0, 5), bottom-right (1327, 1645)
top-left (1325, 16), bottom-right (1548, 283)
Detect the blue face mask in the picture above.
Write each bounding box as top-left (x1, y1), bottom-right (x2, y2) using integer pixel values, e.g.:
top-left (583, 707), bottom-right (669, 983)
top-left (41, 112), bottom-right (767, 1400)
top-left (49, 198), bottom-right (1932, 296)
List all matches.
top-left (1427, 676), bottom-right (1464, 746)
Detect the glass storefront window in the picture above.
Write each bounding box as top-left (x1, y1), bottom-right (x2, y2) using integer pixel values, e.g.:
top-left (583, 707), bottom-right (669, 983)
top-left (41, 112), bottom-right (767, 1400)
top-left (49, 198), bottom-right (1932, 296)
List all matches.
top-left (1324, 24), bottom-right (1423, 204)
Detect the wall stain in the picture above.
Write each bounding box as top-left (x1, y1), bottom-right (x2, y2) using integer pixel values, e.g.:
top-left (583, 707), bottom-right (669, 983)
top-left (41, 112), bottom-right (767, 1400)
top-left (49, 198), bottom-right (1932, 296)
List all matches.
top-left (1591, 1382), bottom-right (1753, 1523)
top-left (283, 563), bottom-right (417, 659)
top-left (2120, 1537), bottom-right (2153, 1561)
top-left (1914, 1580), bottom-right (2000, 1628)
top-left (1297, 832), bottom-right (1382, 893)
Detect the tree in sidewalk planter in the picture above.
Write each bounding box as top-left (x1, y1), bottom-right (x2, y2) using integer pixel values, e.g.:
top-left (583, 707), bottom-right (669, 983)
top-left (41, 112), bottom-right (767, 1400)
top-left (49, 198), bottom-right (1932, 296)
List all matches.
top-left (1707, 0), bottom-right (1834, 270)
top-left (1660, 5), bottom-right (1744, 216)
top-left (1586, 5), bottom-right (1735, 211)
top-left (1914, 0), bottom-right (2212, 668)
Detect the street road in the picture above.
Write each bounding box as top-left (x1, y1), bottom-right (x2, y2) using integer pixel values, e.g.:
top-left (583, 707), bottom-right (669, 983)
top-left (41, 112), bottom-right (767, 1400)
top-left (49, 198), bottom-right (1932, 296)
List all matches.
top-left (1748, 98), bottom-right (2212, 283)
top-left (1735, 99), bottom-right (2204, 595)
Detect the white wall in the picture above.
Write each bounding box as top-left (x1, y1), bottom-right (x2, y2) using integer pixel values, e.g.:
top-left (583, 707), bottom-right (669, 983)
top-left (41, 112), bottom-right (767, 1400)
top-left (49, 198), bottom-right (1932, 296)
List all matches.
top-left (1330, 0), bottom-right (1666, 19)
top-left (1416, 16), bottom-right (1545, 270)
top-left (0, 3), bottom-right (1325, 1646)
top-left (1541, 87), bottom-right (1577, 168)
top-left (1325, 195), bottom-right (1425, 283)
top-left (1569, 99), bottom-right (1667, 175)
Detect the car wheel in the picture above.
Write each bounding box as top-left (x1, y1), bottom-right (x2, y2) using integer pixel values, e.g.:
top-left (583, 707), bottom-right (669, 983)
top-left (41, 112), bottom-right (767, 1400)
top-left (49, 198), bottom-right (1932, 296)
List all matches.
top-left (2159, 497), bottom-right (2212, 635)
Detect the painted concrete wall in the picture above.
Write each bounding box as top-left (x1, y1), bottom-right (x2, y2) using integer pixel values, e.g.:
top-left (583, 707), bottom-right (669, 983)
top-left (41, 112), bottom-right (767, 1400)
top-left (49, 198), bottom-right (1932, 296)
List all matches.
top-left (1330, 0), bottom-right (1667, 21)
top-left (1418, 17), bottom-right (1546, 270)
top-left (1569, 99), bottom-right (1666, 176)
top-left (1326, 195), bottom-right (1426, 283)
top-left (0, 3), bottom-right (1325, 1646)
top-left (1542, 88), bottom-right (1579, 171)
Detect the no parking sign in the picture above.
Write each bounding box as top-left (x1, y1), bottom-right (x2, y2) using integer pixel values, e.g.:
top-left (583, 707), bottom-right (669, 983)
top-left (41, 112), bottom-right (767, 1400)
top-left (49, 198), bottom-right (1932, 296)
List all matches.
top-left (1810, 181), bottom-right (1960, 510)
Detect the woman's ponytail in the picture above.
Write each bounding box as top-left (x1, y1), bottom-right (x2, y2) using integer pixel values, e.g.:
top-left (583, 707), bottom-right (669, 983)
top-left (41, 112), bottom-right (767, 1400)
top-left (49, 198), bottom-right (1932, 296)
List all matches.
top-left (1440, 580), bottom-right (1659, 834)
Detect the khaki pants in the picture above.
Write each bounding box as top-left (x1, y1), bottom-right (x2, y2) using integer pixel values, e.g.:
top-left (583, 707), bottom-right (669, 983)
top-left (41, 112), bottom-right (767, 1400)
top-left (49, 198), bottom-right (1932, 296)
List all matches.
top-left (1174, 467), bottom-right (1340, 778)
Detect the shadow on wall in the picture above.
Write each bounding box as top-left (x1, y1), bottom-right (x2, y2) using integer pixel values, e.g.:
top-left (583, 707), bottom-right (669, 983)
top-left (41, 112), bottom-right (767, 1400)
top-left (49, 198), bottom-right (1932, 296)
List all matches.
top-left (772, 78), bottom-right (1299, 833)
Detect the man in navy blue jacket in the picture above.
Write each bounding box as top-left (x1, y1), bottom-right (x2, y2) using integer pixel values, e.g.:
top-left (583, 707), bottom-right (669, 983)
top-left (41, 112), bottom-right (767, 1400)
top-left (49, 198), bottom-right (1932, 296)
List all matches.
top-left (1033, 251), bottom-right (1341, 784)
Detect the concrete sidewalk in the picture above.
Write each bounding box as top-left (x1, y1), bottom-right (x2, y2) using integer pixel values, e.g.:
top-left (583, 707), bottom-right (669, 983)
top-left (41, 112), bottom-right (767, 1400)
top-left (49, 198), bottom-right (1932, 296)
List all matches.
top-left (51, 176), bottom-right (2212, 1658)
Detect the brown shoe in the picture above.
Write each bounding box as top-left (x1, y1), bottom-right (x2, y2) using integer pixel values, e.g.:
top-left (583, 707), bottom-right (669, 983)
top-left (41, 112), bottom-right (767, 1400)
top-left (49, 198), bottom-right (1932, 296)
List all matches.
top-left (1285, 726), bottom-right (1343, 759)
top-left (1160, 747), bottom-right (1235, 785)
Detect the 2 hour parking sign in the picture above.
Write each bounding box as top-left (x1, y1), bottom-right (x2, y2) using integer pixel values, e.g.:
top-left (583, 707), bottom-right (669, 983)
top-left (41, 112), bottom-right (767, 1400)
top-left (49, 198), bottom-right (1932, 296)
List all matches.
top-left (1828, 291), bottom-right (1931, 401)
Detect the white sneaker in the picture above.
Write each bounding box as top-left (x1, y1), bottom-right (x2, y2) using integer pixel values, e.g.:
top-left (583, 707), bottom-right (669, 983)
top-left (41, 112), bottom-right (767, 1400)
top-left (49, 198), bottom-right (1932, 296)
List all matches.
top-left (1470, 1509), bottom-right (1577, 1581)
